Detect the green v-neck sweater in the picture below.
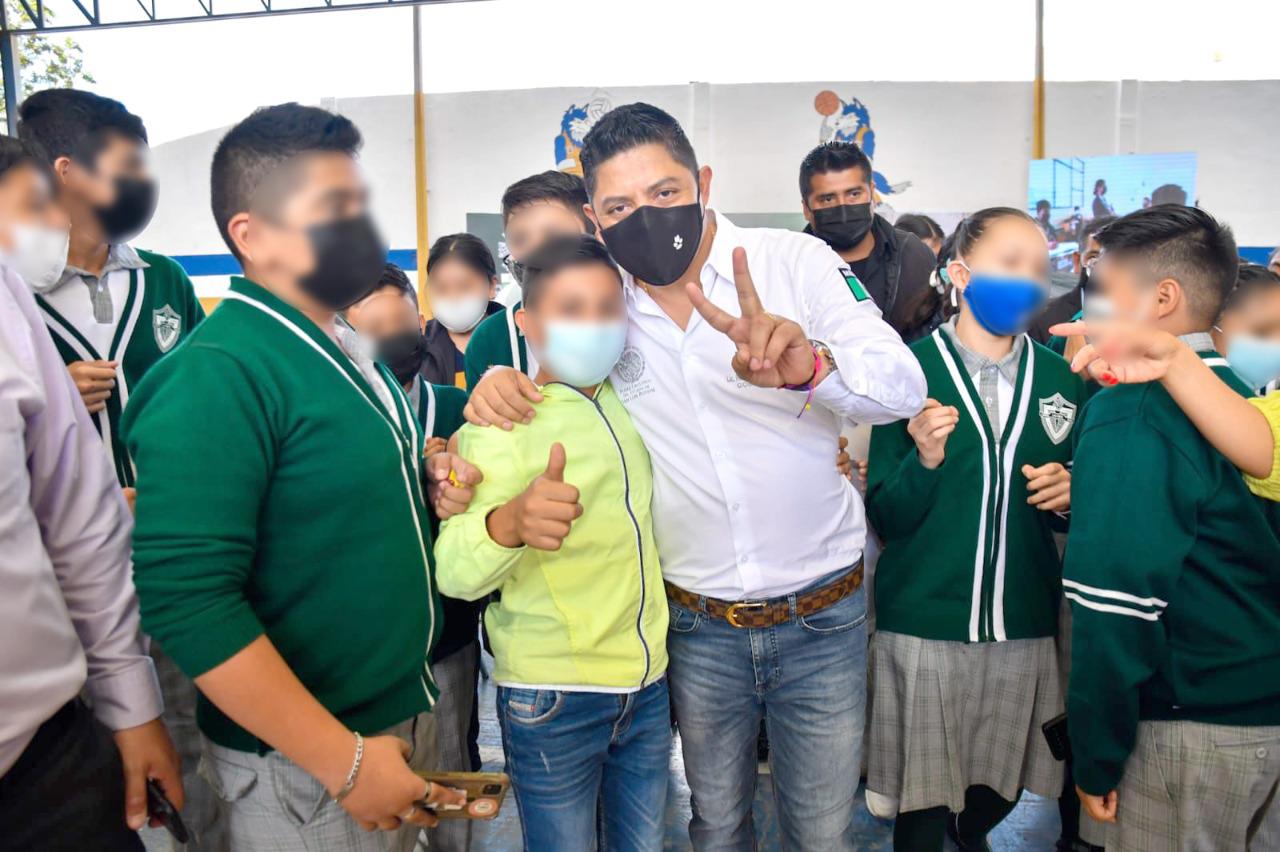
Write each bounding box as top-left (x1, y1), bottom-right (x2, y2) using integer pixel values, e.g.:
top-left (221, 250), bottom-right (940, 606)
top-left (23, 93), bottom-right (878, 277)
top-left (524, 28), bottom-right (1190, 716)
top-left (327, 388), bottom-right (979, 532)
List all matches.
top-left (124, 277), bottom-right (441, 753)
top-left (868, 330), bottom-right (1084, 643)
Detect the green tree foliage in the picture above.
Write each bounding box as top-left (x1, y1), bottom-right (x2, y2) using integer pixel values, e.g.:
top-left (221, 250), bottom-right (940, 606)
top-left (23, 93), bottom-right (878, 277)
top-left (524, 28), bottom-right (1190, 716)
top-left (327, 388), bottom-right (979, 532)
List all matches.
top-left (0, 0), bottom-right (95, 123)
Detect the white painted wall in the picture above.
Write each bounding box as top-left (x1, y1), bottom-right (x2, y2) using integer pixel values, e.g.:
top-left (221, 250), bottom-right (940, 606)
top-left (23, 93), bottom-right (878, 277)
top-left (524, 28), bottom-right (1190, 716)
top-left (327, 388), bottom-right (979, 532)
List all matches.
top-left (137, 79), bottom-right (1280, 297)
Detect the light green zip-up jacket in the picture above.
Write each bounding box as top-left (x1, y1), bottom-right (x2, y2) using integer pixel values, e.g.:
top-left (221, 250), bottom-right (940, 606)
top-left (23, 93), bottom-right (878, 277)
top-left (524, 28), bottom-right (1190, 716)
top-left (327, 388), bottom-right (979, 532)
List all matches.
top-left (435, 380), bottom-right (668, 691)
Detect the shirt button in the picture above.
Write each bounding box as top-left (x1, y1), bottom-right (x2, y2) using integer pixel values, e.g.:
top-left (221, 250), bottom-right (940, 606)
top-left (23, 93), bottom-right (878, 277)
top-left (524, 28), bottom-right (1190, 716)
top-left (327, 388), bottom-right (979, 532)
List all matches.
top-left (1257, 747), bottom-right (1269, 759)
top-left (731, 502), bottom-right (740, 511)
top-left (739, 555), bottom-right (748, 564)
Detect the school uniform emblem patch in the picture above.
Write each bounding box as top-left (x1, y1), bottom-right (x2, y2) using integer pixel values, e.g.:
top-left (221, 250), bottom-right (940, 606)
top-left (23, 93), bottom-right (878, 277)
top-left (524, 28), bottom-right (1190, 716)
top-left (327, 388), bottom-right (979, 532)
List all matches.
top-left (615, 346), bottom-right (646, 383)
top-left (153, 304), bottom-right (182, 353)
top-left (1038, 392), bottom-right (1076, 445)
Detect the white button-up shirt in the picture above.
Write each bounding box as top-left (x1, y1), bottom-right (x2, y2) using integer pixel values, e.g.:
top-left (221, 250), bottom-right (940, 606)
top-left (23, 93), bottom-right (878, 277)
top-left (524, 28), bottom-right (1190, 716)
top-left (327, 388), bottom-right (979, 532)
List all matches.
top-left (611, 212), bottom-right (926, 599)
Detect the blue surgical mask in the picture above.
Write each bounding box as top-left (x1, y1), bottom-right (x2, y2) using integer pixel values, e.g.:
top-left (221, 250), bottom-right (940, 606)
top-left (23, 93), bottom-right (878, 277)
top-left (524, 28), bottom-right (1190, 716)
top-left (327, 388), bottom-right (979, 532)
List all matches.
top-left (957, 262), bottom-right (1047, 336)
top-left (1225, 333), bottom-right (1280, 391)
top-left (539, 320), bottom-right (628, 387)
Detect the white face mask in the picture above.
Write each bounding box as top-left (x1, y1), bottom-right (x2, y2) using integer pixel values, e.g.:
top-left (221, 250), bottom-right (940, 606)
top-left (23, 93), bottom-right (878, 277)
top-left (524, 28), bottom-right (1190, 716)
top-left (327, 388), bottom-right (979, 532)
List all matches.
top-left (432, 294), bottom-right (489, 333)
top-left (8, 222), bottom-right (70, 293)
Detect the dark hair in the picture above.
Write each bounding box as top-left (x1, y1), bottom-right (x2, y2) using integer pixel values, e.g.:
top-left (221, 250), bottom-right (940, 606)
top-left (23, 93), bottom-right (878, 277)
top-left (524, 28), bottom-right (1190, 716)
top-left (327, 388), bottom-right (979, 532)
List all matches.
top-left (521, 234), bottom-right (621, 308)
top-left (900, 230), bottom-right (960, 340)
top-left (210, 103), bottom-right (362, 261)
top-left (1094, 179), bottom-right (1107, 194)
top-left (374, 261), bottom-right (416, 300)
top-left (0, 135), bottom-right (54, 184)
top-left (17, 89), bottom-right (147, 166)
top-left (579, 103), bottom-right (698, 198)
top-left (426, 233), bottom-right (496, 282)
top-left (895, 213), bottom-right (944, 244)
top-left (501, 170), bottom-right (595, 234)
top-left (1079, 214), bottom-right (1115, 248)
top-left (1095, 205), bottom-right (1239, 323)
top-left (1219, 263), bottom-right (1280, 319)
top-left (1150, 183), bottom-right (1188, 207)
top-left (1035, 199), bottom-right (1051, 213)
top-left (798, 141), bottom-right (873, 200)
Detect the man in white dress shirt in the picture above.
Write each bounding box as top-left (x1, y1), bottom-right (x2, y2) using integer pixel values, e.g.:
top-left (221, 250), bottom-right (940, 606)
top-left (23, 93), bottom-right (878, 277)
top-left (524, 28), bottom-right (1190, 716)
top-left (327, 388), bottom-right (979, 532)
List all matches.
top-left (465, 103), bottom-right (925, 850)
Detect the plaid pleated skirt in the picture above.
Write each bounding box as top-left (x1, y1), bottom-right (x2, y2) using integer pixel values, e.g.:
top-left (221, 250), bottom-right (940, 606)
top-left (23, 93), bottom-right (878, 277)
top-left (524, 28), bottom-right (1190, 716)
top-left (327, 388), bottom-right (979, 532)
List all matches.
top-left (866, 630), bottom-right (1065, 815)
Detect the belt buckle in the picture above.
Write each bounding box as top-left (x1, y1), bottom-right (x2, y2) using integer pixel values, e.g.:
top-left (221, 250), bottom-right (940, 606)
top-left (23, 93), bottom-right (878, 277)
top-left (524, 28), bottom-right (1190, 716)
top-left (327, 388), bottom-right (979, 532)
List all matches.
top-left (724, 600), bottom-right (767, 628)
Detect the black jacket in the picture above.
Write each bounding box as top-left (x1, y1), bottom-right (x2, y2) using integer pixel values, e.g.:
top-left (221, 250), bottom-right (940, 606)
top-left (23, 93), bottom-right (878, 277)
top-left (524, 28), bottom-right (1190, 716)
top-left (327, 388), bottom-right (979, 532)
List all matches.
top-left (1028, 286), bottom-right (1083, 345)
top-left (421, 301), bottom-right (504, 386)
top-left (805, 214), bottom-right (935, 339)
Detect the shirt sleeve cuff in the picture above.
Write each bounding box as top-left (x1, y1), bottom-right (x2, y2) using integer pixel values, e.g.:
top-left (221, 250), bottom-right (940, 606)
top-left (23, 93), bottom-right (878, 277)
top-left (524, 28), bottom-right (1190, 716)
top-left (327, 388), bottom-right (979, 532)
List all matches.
top-left (85, 656), bottom-right (164, 732)
top-left (157, 604), bottom-right (266, 680)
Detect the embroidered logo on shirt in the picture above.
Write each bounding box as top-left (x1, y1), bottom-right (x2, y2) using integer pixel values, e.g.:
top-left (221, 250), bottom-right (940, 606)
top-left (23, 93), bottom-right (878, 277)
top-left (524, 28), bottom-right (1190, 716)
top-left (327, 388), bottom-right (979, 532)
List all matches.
top-left (842, 271), bottom-right (870, 302)
top-left (615, 346), bottom-right (646, 383)
top-left (1038, 392), bottom-right (1077, 445)
top-left (673, 234), bottom-right (684, 251)
top-left (153, 304), bottom-right (182, 353)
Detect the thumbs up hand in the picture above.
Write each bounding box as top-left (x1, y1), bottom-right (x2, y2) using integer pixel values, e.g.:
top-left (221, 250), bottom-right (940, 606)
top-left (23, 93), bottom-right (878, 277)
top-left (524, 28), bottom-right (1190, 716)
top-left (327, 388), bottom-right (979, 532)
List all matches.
top-left (510, 443), bottom-right (583, 551)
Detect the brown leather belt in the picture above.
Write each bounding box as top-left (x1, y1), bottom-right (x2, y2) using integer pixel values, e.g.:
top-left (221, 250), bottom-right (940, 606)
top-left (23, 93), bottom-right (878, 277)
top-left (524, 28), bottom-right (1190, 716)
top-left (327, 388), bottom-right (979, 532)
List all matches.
top-left (664, 562), bottom-right (864, 629)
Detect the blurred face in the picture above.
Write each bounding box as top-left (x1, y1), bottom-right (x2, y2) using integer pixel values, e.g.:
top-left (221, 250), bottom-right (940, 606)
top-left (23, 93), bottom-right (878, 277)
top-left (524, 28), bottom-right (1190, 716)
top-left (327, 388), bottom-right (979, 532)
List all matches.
top-left (345, 285), bottom-right (423, 341)
top-left (227, 151), bottom-right (368, 286)
top-left (801, 167), bottom-right (873, 226)
top-left (504, 200), bottom-right (589, 262)
top-left (585, 142), bottom-right (710, 232)
top-left (947, 214), bottom-right (1051, 296)
top-left (0, 162), bottom-right (68, 253)
top-left (58, 133), bottom-right (150, 208)
top-left (516, 264), bottom-right (626, 351)
top-left (1088, 253), bottom-right (1185, 329)
top-left (1216, 289), bottom-right (1280, 345)
top-left (427, 255), bottom-right (496, 301)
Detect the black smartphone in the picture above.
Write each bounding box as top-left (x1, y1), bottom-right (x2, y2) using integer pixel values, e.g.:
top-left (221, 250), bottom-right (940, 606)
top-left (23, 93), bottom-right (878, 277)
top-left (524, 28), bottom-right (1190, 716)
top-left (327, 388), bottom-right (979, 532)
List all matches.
top-left (1041, 712), bottom-right (1071, 762)
top-left (146, 778), bottom-right (190, 843)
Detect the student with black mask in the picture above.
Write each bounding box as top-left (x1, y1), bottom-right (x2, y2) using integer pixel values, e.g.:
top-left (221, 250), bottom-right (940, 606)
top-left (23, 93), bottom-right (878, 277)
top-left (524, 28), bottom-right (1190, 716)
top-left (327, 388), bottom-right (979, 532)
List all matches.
top-left (799, 141), bottom-right (935, 338)
top-left (1028, 215), bottom-right (1115, 348)
top-left (123, 103), bottom-right (472, 851)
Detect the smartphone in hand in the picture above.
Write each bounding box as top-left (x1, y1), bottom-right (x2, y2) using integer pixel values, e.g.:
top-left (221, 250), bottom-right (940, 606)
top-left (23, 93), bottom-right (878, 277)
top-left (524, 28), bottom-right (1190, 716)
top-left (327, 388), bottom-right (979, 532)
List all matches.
top-left (146, 778), bottom-right (190, 842)
top-left (415, 770), bottom-right (510, 820)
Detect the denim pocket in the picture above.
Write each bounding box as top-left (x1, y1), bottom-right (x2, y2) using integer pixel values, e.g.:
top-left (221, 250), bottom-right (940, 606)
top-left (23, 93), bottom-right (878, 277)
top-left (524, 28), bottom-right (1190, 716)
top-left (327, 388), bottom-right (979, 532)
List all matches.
top-left (797, 587), bottom-right (867, 635)
top-left (502, 688), bottom-right (563, 725)
top-left (667, 602), bottom-right (702, 634)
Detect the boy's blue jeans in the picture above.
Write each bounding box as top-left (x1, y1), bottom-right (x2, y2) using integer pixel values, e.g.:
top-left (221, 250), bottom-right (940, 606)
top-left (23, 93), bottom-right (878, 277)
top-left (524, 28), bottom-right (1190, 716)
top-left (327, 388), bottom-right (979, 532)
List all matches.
top-left (497, 677), bottom-right (671, 852)
top-left (667, 567), bottom-right (868, 851)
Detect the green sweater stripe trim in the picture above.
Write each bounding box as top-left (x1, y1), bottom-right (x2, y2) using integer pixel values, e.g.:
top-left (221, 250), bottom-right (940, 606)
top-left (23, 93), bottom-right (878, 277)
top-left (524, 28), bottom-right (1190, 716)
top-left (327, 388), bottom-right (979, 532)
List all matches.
top-left (930, 331), bottom-right (996, 641)
top-left (106, 269), bottom-right (141, 361)
top-left (988, 342), bottom-right (1036, 641)
top-left (33, 291), bottom-right (136, 486)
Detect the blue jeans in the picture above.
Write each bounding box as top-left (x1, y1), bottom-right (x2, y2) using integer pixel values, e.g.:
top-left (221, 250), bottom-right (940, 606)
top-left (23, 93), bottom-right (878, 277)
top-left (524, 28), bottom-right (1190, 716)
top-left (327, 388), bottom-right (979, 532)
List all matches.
top-left (667, 568), bottom-right (868, 851)
top-left (497, 678), bottom-right (671, 852)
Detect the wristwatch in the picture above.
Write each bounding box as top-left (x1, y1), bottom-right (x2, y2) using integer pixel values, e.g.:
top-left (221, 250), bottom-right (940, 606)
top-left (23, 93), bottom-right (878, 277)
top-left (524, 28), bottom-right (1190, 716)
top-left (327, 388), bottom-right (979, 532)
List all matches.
top-left (809, 339), bottom-right (837, 377)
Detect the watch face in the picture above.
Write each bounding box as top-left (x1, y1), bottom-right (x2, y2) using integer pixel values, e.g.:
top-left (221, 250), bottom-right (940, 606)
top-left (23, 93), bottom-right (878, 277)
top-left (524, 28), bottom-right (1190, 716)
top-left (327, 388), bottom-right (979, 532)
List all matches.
top-left (808, 340), bottom-right (838, 372)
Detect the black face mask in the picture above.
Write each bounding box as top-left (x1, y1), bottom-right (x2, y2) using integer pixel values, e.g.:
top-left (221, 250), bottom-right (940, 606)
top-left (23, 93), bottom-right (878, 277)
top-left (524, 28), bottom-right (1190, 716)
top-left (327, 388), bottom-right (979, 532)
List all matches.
top-left (95, 176), bottom-right (158, 243)
top-left (376, 329), bottom-right (427, 386)
top-left (298, 213), bottom-right (388, 311)
top-left (503, 254), bottom-right (527, 286)
top-left (1077, 264), bottom-right (1091, 293)
top-left (810, 203), bottom-right (874, 251)
top-left (599, 201), bottom-right (703, 286)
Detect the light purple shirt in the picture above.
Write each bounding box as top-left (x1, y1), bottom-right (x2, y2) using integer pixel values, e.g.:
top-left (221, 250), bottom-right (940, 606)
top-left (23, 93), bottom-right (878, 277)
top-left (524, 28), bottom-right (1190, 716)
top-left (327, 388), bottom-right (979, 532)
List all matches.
top-left (0, 263), bottom-right (161, 776)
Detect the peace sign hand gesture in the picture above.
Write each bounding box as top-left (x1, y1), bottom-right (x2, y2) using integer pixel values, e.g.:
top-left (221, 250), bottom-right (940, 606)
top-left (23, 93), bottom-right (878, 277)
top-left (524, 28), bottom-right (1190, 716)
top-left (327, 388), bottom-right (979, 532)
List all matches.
top-left (685, 247), bottom-right (816, 388)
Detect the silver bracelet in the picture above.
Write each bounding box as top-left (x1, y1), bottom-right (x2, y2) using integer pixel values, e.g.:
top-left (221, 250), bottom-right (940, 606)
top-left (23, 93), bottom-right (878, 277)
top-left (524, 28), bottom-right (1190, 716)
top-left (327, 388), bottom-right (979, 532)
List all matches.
top-left (332, 732), bottom-right (364, 804)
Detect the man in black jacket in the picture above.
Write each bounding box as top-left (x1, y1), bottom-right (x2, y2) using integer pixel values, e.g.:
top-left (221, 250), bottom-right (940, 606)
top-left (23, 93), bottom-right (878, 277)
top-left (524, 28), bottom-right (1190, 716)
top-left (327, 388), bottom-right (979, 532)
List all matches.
top-left (798, 141), bottom-right (935, 339)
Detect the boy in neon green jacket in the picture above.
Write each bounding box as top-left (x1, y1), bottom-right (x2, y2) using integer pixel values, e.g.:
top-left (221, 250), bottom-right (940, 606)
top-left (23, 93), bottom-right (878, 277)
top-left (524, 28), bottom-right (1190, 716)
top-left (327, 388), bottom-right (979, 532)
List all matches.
top-left (435, 235), bottom-right (668, 852)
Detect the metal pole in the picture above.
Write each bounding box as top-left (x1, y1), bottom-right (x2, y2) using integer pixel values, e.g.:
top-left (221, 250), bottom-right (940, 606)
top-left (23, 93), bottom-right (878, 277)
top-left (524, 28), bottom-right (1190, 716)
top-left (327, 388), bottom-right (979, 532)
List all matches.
top-left (411, 3), bottom-right (432, 318)
top-left (1032, 0), bottom-right (1045, 159)
top-left (0, 7), bottom-right (21, 136)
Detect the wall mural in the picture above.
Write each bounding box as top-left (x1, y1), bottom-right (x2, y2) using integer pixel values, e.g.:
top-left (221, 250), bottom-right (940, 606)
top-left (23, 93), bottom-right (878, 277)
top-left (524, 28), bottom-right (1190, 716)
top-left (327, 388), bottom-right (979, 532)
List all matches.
top-left (555, 93), bottom-right (613, 177)
top-left (814, 90), bottom-right (911, 198)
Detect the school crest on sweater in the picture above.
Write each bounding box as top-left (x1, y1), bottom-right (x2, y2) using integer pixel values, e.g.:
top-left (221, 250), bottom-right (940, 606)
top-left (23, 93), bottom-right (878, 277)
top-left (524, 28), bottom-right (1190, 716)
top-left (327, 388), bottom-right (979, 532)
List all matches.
top-left (1038, 392), bottom-right (1076, 444)
top-left (153, 303), bottom-right (182, 352)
